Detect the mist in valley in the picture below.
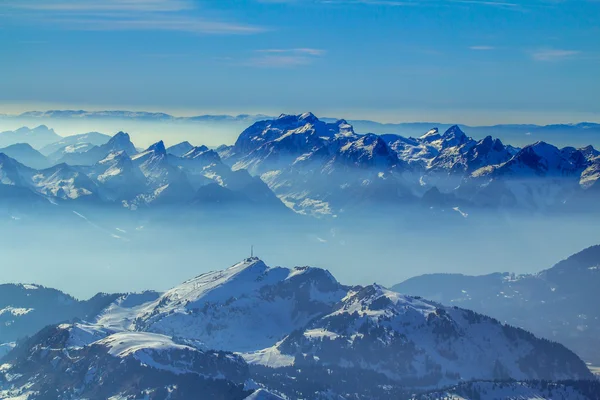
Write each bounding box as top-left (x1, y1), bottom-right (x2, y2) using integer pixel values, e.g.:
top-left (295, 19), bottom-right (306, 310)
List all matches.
top-left (1, 205), bottom-right (597, 299)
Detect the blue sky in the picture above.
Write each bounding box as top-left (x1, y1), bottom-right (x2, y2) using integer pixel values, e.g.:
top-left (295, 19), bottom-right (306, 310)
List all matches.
top-left (1, 0), bottom-right (599, 124)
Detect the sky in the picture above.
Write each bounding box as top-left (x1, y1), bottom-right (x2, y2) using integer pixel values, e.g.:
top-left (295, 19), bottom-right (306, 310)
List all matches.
top-left (1, 0), bottom-right (599, 124)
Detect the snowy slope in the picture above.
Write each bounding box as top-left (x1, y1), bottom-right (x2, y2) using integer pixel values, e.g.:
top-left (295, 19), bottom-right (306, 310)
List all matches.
top-left (82, 151), bottom-right (147, 201)
top-left (413, 381), bottom-right (599, 400)
top-left (131, 140), bottom-right (194, 203)
top-left (250, 284), bottom-right (592, 386)
top-left (392, 244), bottom-right (600, 365)
top-left (41, 131), bottom-right (110, 157)
top-left (0, 323), bottom-right (251, 400)
top-left (0, 283), bottom-right (119, 346)
top-left (0, 154), bottom-right (103, 203)
top-left (135, 258), bottom-right (348, 352)
top-left (58, 132), bottom-right (138, 166)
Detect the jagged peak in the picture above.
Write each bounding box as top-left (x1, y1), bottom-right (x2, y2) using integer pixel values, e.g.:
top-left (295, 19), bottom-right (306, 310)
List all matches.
top-left (146, 140), bottom-right (166, 155)
top-left (492, 137), bottom-right (505, 150)
top-left (299, 112), bottom-right (318, 121)
top-left (334, 119), bottom-right (355, 135)
top-left (479, 135), bottom-right (494, 145)
top-left (275, 112), bottom-right (319, 124)
top-left (110, 131), bottom-right (131, 141)
top-left (443, 124), bottom-right (466, 138)
top-left (475, 136), bottom-right (505, 152)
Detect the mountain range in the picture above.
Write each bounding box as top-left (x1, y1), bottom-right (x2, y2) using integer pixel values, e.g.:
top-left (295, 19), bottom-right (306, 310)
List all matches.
top-left (1, 255), bottom-right (598, 399)
top-left (220, 113), bottom-right (600, 216)
top-left (1, 114), bottom-right (599, 219)
top-left (0, 130), bottom-right (287, 217)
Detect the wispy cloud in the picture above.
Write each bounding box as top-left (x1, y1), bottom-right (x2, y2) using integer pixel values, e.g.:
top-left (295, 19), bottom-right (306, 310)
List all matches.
top-left (1, 0), bottom-right (264, 35)
top-left (531, 48), bottom-right (580, 61)
top-left (469, 45), bottom-right (495, 50)
top-left (4, 0), bottom-right (193, 12)
top-left (256, 48), bottom-right (326, 56)
top-left (245, 48), bottom-right (326, 67)
top-left (259, 0), bottom-right (520, 9)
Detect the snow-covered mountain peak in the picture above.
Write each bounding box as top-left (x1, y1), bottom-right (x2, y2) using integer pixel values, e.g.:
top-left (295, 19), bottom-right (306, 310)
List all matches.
top-left (440, 125), bottom-right (468, 146)
top-left (299, 111), bottom-right (318, 122)
top-left (337, 133), bottom-right (399, 167)
top-left (225, 256), bottom-right (269, 274)
top-left (157, 257), bottom-right (272, 307)
top-left (232, 113), bottom-right (355, 159)
top-left (335, 284), bottom-right (437, 319)
top-left (134, 258), bottom-right (348, 352)
top-left (420, 127), bottom-right (440, 140)
top-left (333, 119), bottom-right (355, 136)
top-left (504, 141), bottom-right (585, 176)
top-left (132, 141), bottom-right (168, 163)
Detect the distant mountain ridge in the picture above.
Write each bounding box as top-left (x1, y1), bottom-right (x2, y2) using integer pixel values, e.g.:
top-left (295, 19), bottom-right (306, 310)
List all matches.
top-left (0, 125), bottom-right (62, 149)
top-left (11, 110), bottom-right (271, 122)
top-left (6, 109), bottom-right (598, 132)
top-left (392, 244), bottom-right (600, 365)
top-left (5, 109), bottom-right (599, 147)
